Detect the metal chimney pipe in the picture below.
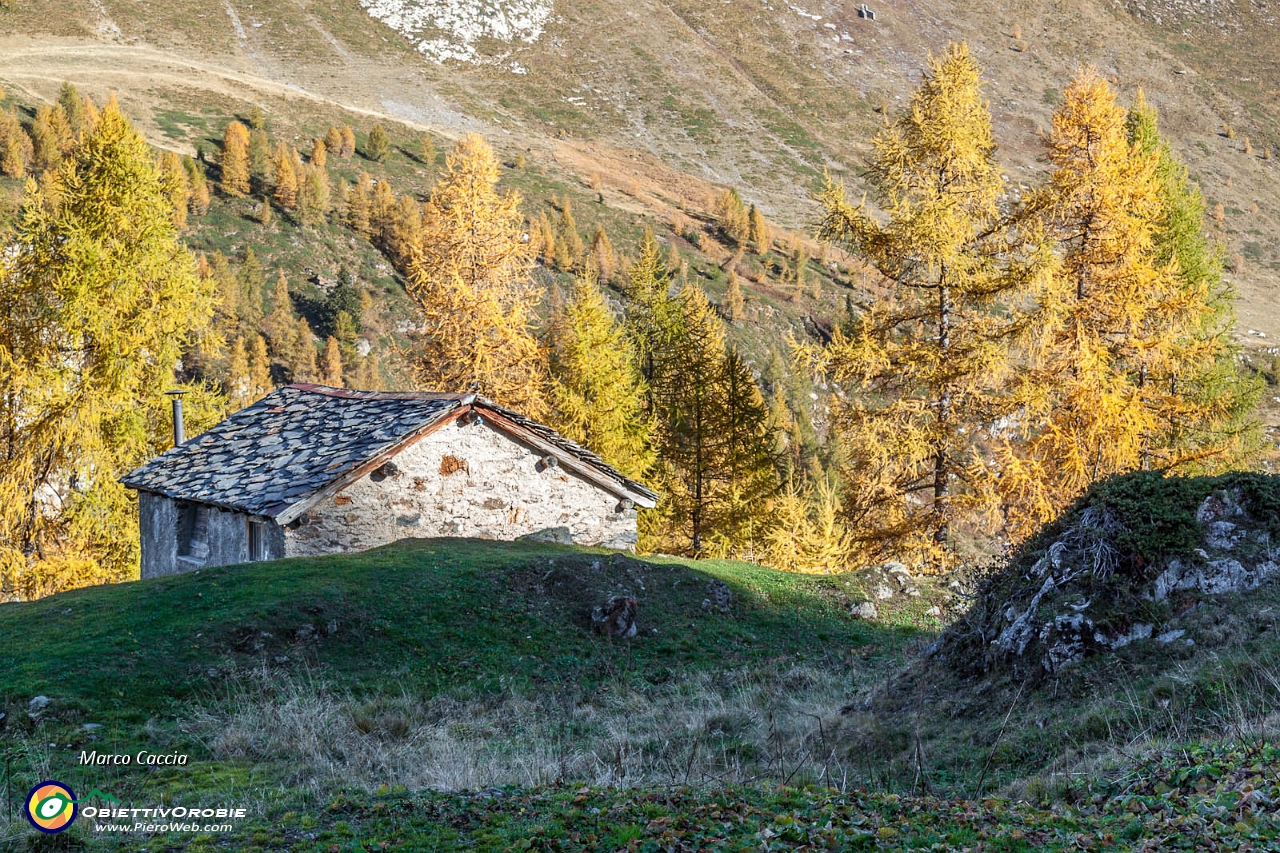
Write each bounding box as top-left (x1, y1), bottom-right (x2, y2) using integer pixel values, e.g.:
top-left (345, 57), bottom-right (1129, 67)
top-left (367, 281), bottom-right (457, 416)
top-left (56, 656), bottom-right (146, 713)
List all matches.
top-left (165, 389), bottom-right (188, 446)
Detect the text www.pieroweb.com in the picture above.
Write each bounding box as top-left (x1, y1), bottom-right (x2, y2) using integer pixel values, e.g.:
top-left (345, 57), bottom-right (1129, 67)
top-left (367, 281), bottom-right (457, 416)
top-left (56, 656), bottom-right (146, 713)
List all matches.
top-left (83, 806), bottom-right (245, 834)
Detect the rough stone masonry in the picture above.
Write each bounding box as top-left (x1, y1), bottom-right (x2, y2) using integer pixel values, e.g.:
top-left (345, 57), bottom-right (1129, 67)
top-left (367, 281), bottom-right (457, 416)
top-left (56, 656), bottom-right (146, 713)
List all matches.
top-left (286, 415), bottom-right (639, 556)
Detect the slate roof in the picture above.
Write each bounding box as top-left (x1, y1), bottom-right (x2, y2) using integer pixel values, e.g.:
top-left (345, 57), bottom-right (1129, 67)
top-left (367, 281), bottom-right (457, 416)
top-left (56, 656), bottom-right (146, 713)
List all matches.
top-left (121, 384), bottom-right (657, 520)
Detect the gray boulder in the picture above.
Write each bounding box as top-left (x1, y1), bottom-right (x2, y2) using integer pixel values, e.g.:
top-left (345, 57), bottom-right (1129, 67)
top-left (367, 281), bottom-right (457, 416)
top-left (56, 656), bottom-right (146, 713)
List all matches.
top-left (519, 526), bottom-right (574, 545)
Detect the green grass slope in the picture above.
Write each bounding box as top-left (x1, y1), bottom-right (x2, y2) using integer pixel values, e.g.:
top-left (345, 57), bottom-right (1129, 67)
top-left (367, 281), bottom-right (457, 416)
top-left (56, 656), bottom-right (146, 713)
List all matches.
top-left (2, 538), bottom-right (1280, 850)
top-left (848, 472), bottom-right (1280, 800)
top-left (0, 539), bottom-right (939, 850)
top-left (0, 538), bottom-right (926, 720)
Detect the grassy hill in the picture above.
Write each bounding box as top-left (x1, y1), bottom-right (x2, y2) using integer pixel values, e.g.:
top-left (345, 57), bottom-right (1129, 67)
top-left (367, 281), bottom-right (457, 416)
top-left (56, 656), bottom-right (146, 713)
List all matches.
top-left (4, 0), bottom-right (1280, 846)
top-left (0, 538), bottom-right (928, 715)
top-left (0, 538), bottom-right (940, 849)
top-left (2, 537), bottom-right (1279, 849)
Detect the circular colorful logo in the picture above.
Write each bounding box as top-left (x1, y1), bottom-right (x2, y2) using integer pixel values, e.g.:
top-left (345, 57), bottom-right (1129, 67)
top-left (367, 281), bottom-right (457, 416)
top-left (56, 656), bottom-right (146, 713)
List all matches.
top-left (25, 781), bottom-right (77, 834)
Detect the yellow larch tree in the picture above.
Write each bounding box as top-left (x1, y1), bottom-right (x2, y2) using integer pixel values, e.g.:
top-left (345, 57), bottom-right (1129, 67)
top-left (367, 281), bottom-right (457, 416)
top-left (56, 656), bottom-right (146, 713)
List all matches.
top-left (249, 334), bottom-right (273, 399)
top-left (310, 137), bottom-right (327, 168)
top-left (157, 150), bottom-right (191, 230)
top-left (220, 120), bottom-right (251, 197)
top-left (404, 134), bottom-right (549, 416)
top-left (290, 317), bottom-right (318, 383)
top-left (760, 473), bottom-right (852, 573)
top-left (725, 270), bottom-right (745, 322)
top-left (272, 143), bottom-right (298, 210)
top-left (321, 336), bottom-right (344, 387)
top-left (814, 42), bottom-right (1035, 569)
top-left (996, 70), bottom-right (1201, 537)
top-left (548, 272), bottom-right (655, 483)
top-left (0, 100), bottom-right (221, 598)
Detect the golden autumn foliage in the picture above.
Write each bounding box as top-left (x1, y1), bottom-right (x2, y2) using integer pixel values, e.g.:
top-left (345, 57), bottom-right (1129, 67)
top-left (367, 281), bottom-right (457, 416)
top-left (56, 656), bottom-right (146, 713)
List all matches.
top-left (321, 336), bottom-right (344, 387)
top-left (815, 42), bottom-right (1035, 569)
top-left (365, 123), bottom-right (390, 163)
top-left (0, 100), bottom-right (222, 599)
top-left (760, 474), bottom-right (852, 573)
top-left (220, 120), bottom-right (251, 197)
top-left (404, 134), bottom-right (549, 417)
top-left (310, 137), bottom-right (327, 168)
top-left (996, 71), bottom-right (1200, 536)
top-left (548, 273), bottom-right (655, 483)
top-left (157, 150), bottom-right (190, 230)
top-left (725, 270), bottom-right (745, 322)
top-left (272, 142), bottom-right (298, 210)
top-left (0, 109), bottom-right (32, 177)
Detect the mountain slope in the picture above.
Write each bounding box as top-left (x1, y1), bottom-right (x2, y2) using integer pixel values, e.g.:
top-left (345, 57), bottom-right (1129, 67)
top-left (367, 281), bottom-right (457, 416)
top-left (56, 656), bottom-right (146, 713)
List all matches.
top-left (1, 0), bottom-right (1277, 424)
top-left (3, 0), bottom-right (1277, 227)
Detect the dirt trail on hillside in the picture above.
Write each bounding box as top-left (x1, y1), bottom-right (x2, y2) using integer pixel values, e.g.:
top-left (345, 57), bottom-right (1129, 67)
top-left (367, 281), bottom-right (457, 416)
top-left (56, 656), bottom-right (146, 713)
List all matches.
top-left (0, 34), bottom-right (724, 220)
top-left (0, 37), bottom-right (417, 122)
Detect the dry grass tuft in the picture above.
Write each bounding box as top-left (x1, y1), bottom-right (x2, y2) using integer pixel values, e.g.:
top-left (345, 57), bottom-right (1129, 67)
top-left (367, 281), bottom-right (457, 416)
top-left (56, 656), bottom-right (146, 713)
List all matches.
top-left (185, 662), bottom-right (870, 794)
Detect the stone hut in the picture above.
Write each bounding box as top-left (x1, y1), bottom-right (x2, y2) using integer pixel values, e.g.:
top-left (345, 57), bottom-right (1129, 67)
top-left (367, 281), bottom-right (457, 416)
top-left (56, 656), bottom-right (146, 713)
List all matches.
top-left (121, 384), bottom-right (657, 578)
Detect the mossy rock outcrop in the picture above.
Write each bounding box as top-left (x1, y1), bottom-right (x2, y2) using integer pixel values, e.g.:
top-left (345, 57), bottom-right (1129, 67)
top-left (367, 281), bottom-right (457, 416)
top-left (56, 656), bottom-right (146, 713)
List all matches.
top-left (937, 471), bottom-right (1280, 681)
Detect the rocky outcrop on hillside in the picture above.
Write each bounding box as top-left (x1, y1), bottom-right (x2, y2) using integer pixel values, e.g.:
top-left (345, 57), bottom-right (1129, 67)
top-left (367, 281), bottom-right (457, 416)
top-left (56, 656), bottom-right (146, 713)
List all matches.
top-left (934, 473), bottom-right (1280, 680)
top-left (359, 0), bottom-right (552, 67)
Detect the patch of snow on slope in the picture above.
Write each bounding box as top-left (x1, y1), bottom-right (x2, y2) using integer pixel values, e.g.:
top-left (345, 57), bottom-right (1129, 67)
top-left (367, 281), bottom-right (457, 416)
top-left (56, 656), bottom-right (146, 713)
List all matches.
top-left (359, 0), bottom-right (554, 65)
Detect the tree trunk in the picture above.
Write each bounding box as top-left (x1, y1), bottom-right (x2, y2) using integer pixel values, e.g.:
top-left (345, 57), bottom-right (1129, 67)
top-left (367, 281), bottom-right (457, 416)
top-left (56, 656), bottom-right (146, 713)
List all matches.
top-left (934, 282), bottom-right (952, 546)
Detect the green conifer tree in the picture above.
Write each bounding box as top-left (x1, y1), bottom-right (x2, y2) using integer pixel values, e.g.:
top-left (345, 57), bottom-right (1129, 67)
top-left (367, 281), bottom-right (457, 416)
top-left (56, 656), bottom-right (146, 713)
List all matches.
top-left (651, 284), bottom-right (728, 555)
top-left (549, 273), bottom-right (655, 482)
top-left (1126, 94), bottom-right (1262, 471)
top-left (707, 348), bottom-right (778, 560)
